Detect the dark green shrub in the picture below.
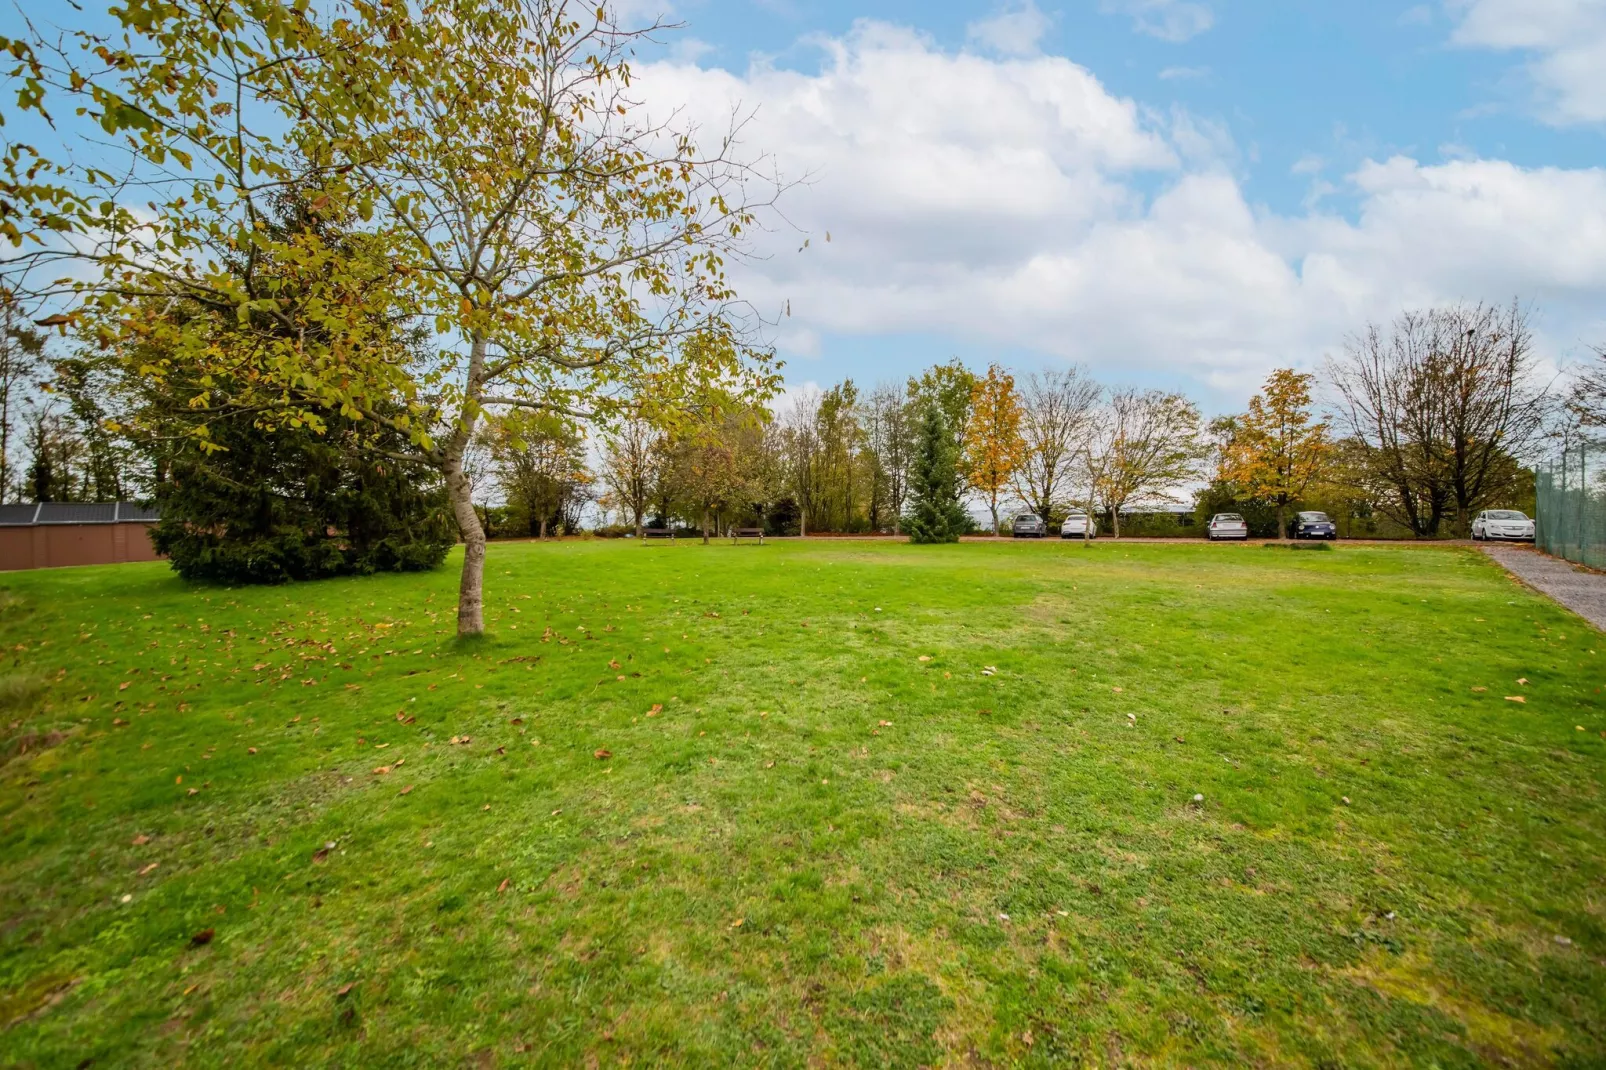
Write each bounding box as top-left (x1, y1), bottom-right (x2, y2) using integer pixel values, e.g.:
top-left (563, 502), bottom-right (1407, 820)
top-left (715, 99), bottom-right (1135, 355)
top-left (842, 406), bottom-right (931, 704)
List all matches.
top-left (152, 414), bottom-right (454, 584)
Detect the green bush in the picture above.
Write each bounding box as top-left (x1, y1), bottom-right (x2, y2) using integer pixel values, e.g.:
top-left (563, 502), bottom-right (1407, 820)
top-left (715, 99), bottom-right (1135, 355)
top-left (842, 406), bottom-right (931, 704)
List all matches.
top-left (152, 415), bottom-right (455, 584)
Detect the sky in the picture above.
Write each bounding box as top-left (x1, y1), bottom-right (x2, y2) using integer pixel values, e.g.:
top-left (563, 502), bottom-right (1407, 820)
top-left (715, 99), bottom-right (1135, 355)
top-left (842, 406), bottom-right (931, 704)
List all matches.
top-left (615, 0), bottom-right (1606, 412)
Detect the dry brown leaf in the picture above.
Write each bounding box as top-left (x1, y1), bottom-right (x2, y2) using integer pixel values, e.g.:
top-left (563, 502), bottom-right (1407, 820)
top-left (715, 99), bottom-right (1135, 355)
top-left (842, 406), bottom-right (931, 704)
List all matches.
top-left (917, 655), bottom-right (932, 662)
top-left (398, 784), bottom-right (413, 796)
top-left (647, 704), bottom-right (662, 717)
top-left (1505, 695), bottom-right (1526, 703)
top-left (373, 765), bottom-right (392, 775)
top-left (497, 878), bottom-right (511, 894)
top-left (1471, 686), bottom-right (1488, 692)
top-left (336, 981), bottom-right (356, 998)
top-left (1517, 677), bottom-right (1529, 685)
top-left (139, 862), bottom-right (159, 875)
top-left (118, 681), bottom-right (131, 691)
top-left (190, 928), bottom-right (214, 946)
top-left (594, 748), bottom-right (612, 760)
top-left (878, 720), bottom-right (893, 727)
top-left (131, 834), bottom-right (150, 846)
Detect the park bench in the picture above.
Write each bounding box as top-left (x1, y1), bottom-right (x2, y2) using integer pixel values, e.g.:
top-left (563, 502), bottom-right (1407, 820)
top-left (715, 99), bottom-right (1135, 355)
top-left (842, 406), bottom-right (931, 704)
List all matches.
top-left (731, 527), bottom-right (765, 544)
top-left (642, 529), bottom-right (675, 544)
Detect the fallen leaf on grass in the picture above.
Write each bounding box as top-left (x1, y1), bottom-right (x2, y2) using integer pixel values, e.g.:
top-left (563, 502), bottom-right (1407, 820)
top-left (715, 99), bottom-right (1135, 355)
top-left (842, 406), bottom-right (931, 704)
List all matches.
top-left (336, 982), bottom-right (356, 998)
top-left (730, 918), bottom-right (743, 928)
top-left (497, 878), bottom-right (511, 894)
top-left (917, 655), bottom-right (932, 662)
top-left (1505, 696), bottom-right (1526, 703)
top-left (1112, 686), bottom-right (1124, 693)
top-left (312, 842), bottom-right (335, 863)
top-left (118, 681), bottom-right (131, 691)
top-left (190, 929), bottom-right (214, 946)
top-left (139, 862), bottom-right (159, 876)
top-left (1471, 686), bottom-right (1487, 693)
top-left (247, 747), bottom-right (257, 754)
top-left (373, 765), bottom-right (392, 775)
top-left (132, 834), bottom-right (150, 846)
top-left (608, 659), bottom-right (620, 670)
top-left (594, 749), bottom-right (612, 760)
top-left (878, 720), bottom-right (892, 727)
top-left (647, 704), bottom-right (662, 717)
top-left (508, 717), bottom-right (522, 725)
top-left (1517, 677), bottom-right (1529, 685)
top-left (398, 785), bottom-right (413, 796)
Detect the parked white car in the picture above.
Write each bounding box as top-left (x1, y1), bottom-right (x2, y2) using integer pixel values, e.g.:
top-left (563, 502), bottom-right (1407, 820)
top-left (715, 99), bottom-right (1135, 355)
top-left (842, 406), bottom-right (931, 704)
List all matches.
top-left (1207, 513), bottom-right (1250, 541)
top-left (1471, 509), bottom-right (1534, 542)
top-left (1059, 510), bottom-right (1098, 539)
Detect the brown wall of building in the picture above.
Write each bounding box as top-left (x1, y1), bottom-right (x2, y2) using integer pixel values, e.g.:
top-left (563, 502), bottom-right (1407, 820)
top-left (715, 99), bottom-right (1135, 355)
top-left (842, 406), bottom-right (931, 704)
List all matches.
top-left (0, 523), bottom-right (160, 571)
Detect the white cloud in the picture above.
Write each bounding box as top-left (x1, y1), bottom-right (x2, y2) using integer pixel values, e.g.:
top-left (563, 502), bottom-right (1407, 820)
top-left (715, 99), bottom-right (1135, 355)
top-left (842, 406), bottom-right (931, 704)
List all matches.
top-left (641, 21), bottom-right (1606, 402)
top-left (966, 2), bottom-right (1052, 57)
top-left (1158, 65), bottom-right (1211, 80)
top-left (1101, 0), bottom-right (1215, 43)
top-left (1449, 0), bottom-right (1606, 125)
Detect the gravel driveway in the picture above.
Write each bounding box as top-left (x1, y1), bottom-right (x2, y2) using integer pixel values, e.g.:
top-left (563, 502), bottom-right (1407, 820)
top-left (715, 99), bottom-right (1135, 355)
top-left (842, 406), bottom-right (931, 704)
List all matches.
top-left (1482, 545), bottom-right (1606, 632)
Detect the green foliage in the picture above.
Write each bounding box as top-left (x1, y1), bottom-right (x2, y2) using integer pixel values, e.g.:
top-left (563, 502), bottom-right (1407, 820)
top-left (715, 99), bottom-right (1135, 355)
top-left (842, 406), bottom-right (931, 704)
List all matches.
top-left (903, 404), bottom-right (967, 544)
top-left (0, 541), bottom-right (1602, 1064)
top-left (151, 414), bottom-right (453, 584)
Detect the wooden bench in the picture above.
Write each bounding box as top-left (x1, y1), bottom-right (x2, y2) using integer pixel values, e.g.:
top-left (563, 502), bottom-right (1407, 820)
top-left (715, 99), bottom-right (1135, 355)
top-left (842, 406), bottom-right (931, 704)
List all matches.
top-left (731, 527), bottom-right (765, 545)
top-left (642, 529), bottom-right (675, 543)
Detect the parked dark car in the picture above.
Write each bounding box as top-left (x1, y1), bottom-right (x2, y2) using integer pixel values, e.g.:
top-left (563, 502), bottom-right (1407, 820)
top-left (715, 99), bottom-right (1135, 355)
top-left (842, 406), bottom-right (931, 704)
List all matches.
top-left (1292, 511), bottom-right (1336, 540)
top-left (1011, 512), bottom-right (1047, 538)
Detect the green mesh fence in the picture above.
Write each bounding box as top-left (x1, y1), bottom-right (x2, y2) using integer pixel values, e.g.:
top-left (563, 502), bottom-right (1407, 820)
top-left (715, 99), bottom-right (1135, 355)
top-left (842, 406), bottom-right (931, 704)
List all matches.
top-left (1536, 442), bottom-right (1606, 569)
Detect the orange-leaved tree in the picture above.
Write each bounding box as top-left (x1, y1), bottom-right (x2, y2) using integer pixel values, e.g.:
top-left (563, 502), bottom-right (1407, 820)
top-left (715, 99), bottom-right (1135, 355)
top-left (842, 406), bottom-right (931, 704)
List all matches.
top-left (963, 363), bottom-right (1025, 535)
top-left (1221, 369), bottom-right (1334, 539)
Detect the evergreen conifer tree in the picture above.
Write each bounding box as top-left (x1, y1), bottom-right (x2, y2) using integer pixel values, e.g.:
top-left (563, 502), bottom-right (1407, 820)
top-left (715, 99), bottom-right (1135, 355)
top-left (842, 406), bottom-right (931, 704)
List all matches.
top-left (903, 404), bottom-right (968, 544)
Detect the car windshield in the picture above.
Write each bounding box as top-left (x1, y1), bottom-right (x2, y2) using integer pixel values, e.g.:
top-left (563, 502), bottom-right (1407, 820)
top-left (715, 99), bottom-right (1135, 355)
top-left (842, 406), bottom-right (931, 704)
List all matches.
top-left (1299, 512), bottom-right (1330, 522)
top-left (1487, 510), bottom-right (1528, 520)
top-left (1214, 514), bottom-right (1243, 522)
top-left (1015, 515), bottom-right (1039, 523)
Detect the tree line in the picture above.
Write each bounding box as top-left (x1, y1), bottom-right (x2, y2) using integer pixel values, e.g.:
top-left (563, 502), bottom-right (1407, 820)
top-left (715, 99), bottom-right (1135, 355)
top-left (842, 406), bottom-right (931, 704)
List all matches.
top-left (586, 300), bottom-right (1566, 541)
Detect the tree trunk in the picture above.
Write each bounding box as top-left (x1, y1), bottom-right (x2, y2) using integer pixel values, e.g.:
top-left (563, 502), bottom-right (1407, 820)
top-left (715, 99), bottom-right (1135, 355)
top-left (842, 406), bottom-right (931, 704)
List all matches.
top-left (990, 494), bottom-right (1000, 536)
top-left (1276, 502), bottom-right (1285, 541)
top-left (701, 508), bottom-right (710, 545)
top-left (445, 459), bottom-right (486, 636)
top-left (800, 510), bottom-right (807, 538)
top-left (539, 517), bottom-right (548, 540)
top-left (634, 511), bottom-right (644, 539)
top-left (1111, 508), bottom-right (1121, 539)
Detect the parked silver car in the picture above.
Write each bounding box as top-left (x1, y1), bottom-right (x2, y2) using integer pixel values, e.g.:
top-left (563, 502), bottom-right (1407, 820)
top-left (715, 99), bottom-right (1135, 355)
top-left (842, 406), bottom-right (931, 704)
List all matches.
top-left (1011, 512), bottom-right (1048, 538)
top-left (1207, 513), bottom-right (1250, 541)
top-left (1471, 509), bottom-right (1534, 541)
top-left (1059, 510), bottom-right (1098, 539)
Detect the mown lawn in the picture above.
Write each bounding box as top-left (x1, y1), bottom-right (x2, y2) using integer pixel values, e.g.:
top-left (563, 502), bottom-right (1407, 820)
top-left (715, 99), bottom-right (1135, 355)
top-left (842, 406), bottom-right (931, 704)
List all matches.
top-left (0, 539), bottom-right (1603, 1067)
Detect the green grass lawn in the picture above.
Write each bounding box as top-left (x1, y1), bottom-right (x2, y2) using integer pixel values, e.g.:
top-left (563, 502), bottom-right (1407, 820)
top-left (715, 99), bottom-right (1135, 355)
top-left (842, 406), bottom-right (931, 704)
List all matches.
top-left (1, 540), bottom-right (1603, 1067)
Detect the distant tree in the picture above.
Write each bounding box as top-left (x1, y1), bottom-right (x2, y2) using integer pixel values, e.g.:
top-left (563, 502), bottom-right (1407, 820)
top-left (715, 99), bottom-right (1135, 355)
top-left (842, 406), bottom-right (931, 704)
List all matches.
top-left (909, 359), bottom-right (978, 497)
top-left (0, 298), bottom-right (45, 502)
top-left (781, 389), bottom-right (822, 536)
top-left (487, 414), bottom-right (590, 538)
top-left (1089, 389), bottom-right (1205, 539)
top-left (864, 381), bottom-right (914, 533)
top-left (1014, 367), bottom-right (1101, 526)
top-left (963, 363), bottom-right (1025, 535)
top-left (903, 404), bottom-right (967, 544)
top-left (1219, 369), bottom-right (1333, 538)
top-left (601, 418), bottom-right (660, 538)
top-left (1329, 302), bottom-right (1549, 537)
